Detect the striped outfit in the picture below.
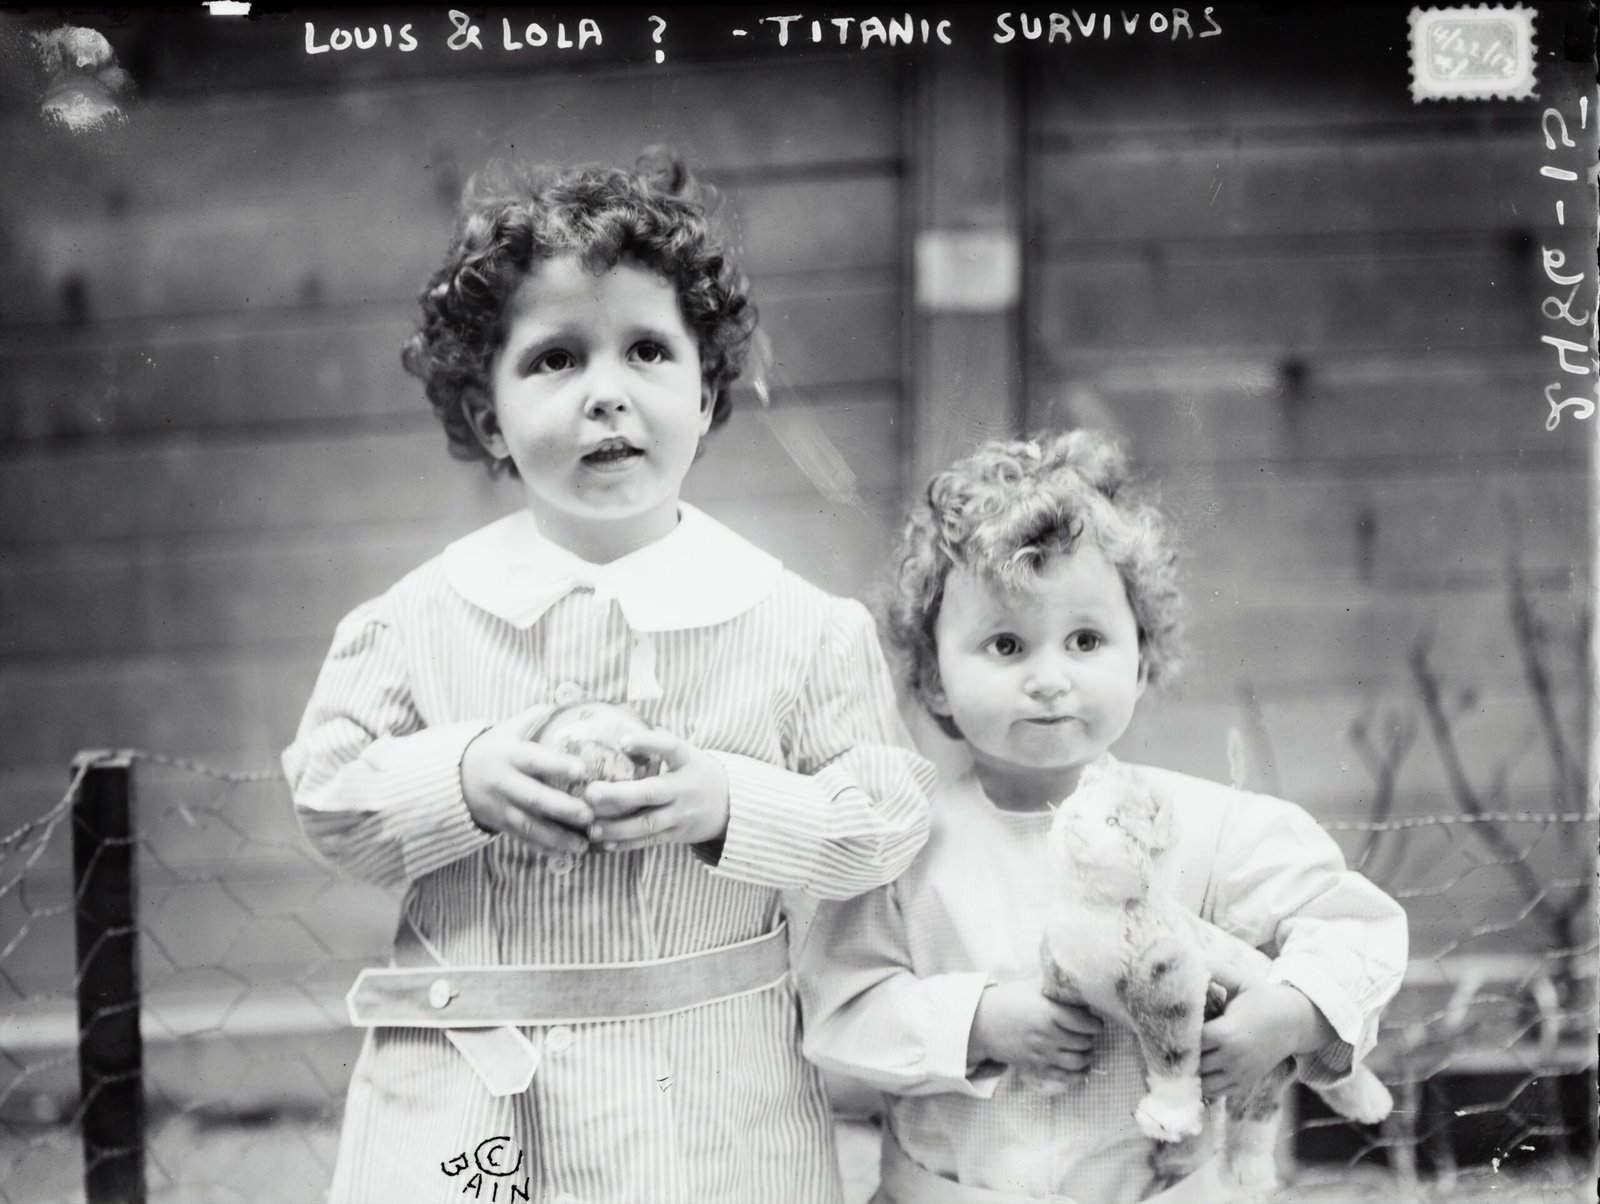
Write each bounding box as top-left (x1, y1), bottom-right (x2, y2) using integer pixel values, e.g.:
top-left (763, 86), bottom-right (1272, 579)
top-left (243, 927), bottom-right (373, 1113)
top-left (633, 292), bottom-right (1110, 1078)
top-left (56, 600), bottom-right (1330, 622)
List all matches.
top-left (282, 504), bottom-right (934, 1204)
top-left (797, 755), bottom-right (1407, 1204)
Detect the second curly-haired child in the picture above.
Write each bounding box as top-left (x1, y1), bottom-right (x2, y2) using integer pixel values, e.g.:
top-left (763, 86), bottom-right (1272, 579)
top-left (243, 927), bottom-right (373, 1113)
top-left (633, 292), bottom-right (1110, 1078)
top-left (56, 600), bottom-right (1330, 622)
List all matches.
top-left (282, 151), bottom-right (933, 1203)
top-left (797, 431), bottom-right (1407, 1203)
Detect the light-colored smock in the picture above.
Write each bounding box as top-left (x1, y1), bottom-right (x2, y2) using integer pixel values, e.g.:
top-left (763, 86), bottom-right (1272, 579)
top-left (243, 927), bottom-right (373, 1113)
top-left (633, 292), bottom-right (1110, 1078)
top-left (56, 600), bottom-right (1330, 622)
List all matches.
top-left (797, 755), bottom-right (1407, 1204)
top-left (283, 504), bottom-right (934, 1204)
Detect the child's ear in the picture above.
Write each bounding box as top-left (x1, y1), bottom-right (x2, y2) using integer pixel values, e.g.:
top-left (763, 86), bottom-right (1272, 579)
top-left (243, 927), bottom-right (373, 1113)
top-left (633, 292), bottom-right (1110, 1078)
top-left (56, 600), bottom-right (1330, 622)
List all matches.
top-left (463, 395), bottom-right (508, 459)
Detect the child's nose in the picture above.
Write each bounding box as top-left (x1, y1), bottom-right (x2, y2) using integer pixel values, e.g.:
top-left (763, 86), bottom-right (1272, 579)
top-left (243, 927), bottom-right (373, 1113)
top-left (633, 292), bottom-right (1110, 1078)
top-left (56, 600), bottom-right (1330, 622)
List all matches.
top-left (582, 357), bottom-right (630, 417)
top-left (1024, 658), bottom-right (1073, 699)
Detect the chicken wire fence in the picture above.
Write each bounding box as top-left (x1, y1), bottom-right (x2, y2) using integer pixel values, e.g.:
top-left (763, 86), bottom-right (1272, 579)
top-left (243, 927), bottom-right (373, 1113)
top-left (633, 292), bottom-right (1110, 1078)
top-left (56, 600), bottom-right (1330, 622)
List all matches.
top-left (0, 748), bottom-right (1593, 1204)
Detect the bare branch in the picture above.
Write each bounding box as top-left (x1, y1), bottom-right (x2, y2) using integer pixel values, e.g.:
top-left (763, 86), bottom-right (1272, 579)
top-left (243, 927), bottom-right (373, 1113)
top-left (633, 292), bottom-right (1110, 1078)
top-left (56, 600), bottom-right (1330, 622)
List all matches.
top-left (1408, 643), bottom-right (1577, 959)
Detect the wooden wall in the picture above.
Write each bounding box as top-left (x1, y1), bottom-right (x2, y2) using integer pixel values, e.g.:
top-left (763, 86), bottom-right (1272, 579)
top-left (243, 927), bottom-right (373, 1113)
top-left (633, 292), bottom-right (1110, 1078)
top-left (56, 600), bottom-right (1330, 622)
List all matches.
top-left (1018, 10), bottom-right (1594, 953)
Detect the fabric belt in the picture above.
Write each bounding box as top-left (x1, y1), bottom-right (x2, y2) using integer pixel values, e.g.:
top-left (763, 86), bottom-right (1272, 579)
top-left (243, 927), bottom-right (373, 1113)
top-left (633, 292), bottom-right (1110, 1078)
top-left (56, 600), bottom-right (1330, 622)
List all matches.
top-left (346, 922), bottom-right (791, 1028)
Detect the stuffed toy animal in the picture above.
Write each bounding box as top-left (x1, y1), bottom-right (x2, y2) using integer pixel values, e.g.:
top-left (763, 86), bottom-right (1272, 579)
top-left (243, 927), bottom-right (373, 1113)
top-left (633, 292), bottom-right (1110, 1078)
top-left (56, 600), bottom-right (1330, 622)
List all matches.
top-left (529, 701), bottom-right (659, 795)
top-left (1035, 758), bottom-right (1392, 1195)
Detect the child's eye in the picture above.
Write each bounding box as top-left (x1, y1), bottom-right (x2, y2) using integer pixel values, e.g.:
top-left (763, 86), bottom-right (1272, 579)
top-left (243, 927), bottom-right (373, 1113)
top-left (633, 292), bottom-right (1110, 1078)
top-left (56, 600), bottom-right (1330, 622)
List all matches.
top-left (1067, 631), bottom-right (1103, 653)
top-left (532, 349), bottom-right (575, 374)
top-left (983, 634), bottom-right (1024, 657)
top-left (631, 341), bottom-right (669, 365)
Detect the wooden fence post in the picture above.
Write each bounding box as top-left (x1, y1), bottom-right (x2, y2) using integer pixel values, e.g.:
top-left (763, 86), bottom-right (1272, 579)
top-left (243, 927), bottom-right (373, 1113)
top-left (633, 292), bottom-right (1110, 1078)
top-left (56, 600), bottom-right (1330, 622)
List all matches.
top-left (903, 43), bottom-right (1027, 502)
top-left (72, 751), bottom-right (145, 1204)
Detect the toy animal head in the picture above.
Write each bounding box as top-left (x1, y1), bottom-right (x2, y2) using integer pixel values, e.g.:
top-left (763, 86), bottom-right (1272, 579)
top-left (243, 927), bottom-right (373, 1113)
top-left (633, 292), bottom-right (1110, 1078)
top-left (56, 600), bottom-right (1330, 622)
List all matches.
top-left (530, 701), bottom-right (658, 795)
top-left (1046, 759), bottom-right (1172, 901)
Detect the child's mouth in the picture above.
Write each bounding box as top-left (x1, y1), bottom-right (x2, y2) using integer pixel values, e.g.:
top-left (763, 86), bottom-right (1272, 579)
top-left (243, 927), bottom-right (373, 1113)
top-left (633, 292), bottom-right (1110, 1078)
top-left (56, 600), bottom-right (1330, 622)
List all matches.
top-left (582, 441), bottom-right (643, 470)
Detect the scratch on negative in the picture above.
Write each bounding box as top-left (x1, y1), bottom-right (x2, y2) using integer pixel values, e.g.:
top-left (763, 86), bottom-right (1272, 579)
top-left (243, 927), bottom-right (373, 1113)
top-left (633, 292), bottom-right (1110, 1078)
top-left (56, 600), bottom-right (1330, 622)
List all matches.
top-left (757, 406), bottom-right (867, 514)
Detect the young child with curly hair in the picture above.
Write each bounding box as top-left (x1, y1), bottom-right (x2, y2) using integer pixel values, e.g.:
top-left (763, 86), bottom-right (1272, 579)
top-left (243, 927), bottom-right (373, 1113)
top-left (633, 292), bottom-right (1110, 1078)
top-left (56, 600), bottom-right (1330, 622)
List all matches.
top-left (282, 151), bottom-right (933, 1203)
top-left (797, 431), bottom-right (1407, 1203)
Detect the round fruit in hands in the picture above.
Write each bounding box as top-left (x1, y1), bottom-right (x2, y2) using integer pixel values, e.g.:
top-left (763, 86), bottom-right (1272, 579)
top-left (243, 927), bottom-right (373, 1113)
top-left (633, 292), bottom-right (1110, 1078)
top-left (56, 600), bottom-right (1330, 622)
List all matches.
top-left (530, 701), bottom-right (659, 795)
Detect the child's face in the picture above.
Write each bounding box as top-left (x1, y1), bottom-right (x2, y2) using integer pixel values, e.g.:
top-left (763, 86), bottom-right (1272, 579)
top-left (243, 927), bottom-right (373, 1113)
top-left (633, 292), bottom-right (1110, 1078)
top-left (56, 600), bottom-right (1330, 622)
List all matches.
top-left (928, 543), bottom-right (1146, 810)
top-left (479, 254), bottom-right (711, 561)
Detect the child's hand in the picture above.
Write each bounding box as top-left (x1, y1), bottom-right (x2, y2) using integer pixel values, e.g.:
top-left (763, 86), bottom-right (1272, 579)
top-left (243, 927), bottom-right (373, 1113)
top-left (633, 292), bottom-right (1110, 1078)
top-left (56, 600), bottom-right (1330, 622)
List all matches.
top-left (968, 980), bottom-right (1102, 1078)
top-left (584, 730), bottom-right (730, 852)
top-left (1200, 982), bottom-right (1335, 1098)
top-left (460, 711), bottom-right (592, 855)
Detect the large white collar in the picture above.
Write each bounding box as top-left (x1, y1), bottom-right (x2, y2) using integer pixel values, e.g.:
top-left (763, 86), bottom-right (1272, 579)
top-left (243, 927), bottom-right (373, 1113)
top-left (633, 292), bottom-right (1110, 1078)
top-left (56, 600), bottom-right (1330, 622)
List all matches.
top-left (440, 503), bottom-right (783, 632)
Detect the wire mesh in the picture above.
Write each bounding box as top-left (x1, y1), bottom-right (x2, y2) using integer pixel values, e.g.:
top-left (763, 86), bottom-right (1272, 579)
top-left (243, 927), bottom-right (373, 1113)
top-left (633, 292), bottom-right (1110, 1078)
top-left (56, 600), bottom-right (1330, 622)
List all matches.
top-left (0, 753), bottom-right (395, 1204)
top-left (0, 749), bottom-right (1594, 1203)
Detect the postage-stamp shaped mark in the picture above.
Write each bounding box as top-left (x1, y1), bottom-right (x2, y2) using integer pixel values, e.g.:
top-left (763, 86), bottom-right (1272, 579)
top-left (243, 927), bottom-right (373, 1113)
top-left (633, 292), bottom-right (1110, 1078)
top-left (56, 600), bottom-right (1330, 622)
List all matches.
top-left (1409, 5), bottom-right (1537, 101)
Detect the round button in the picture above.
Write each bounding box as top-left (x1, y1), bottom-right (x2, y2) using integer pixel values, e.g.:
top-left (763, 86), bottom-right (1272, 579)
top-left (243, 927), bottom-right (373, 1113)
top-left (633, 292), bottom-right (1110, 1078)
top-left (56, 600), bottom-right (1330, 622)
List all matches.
top-left (427, 978), bottom-right (455, 1010)
top-left (550, 854), bottom-right (577, 876)
top-left (553, 681), bottom-right (585, 706)
top-left (545, 1026), bottom-right (575, 1054)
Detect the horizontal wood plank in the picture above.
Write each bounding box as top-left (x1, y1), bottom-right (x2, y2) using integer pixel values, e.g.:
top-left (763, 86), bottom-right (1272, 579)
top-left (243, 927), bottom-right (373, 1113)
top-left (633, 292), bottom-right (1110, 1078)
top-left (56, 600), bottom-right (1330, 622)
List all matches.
top-left (1030, 352), bottom-right (1591, 464)
top-left (0, 389), bottom-right (899, 548)
top-left (1032, 249), bottom-right (1548, 353)
top-left (1119, 686), bottom-right (1587, 811)
top-left (0, 173), bottom-right (900, 326)
top-left (0, 281), bottom-right (899, 443)
top-left (0, 396), bottom-right (902, 656)
top-left (0, 655), bottom-right (323, 773)
top-left (1181, 583), bottom-right (1590, 699)
top-left (1161, 466), bottom-right (1588, 584)
top-left (0, 500), bottom-right (903, 667)
top-left (1033, 136), bottom-right (1571, 244)
top-left (0, 525), bottom-right (905, 768)
top-left (2, 456), bottom-right (1580, 619)
top-left (4, 534), bottom-right (1584, 685)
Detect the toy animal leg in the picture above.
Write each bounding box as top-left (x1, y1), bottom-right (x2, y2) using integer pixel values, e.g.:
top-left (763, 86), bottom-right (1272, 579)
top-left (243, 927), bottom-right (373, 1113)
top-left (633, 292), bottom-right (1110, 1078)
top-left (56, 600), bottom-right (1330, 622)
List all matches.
top-left (1220, 1060), bottom-right (1291, 1194)
top-left (1314, 1066), bottom-right (1394, 1125)
top-left (1119, 941), bottom-right (1209, 1143)
top-left (1038, 937), bottom-right (1084, 1005)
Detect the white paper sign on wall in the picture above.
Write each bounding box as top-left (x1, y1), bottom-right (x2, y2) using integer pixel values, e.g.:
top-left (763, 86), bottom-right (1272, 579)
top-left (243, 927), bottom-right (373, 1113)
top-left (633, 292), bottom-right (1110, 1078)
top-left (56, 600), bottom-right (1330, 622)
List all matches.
top-left (914, 229), bottom-right (1021, 314)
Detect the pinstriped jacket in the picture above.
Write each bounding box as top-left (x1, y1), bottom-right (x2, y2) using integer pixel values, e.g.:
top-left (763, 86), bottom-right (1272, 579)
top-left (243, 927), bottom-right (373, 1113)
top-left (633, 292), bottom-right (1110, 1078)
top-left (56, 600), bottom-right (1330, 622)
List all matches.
top-left (283, 504), bottom-right (934, 1204)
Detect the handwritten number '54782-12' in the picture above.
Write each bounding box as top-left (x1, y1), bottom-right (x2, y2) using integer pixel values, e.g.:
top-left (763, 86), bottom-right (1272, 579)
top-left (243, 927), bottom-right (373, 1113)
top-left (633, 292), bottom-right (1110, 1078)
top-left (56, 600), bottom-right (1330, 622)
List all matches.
top-left (1538, 99), bottom-right (1596, 431)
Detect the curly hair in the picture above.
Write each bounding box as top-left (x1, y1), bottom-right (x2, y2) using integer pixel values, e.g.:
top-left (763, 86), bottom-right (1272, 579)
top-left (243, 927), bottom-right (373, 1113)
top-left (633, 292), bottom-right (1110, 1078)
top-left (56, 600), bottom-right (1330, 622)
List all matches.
top-left (883, 430), bottom-right (1184, 722)
top-left (401, 149), bottom-right (757, 475)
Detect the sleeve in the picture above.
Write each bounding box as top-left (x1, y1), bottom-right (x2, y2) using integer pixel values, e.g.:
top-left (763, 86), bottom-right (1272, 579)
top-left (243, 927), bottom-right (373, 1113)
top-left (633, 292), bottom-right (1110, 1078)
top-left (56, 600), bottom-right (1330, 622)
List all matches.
top-left (796, 882), bottom-right (1000, 1098)
top-left (1211, 793), bottom-right (1410, 1086)
top-left (280, 600), bottom-right (518, 890)
top-left (707, 598), bottom-right (935, 900)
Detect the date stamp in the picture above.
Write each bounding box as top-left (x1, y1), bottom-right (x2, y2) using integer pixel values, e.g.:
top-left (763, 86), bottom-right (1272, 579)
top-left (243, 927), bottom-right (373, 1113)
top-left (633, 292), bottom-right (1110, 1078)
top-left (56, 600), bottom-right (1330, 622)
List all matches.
top-left (1409, 5), bottom-right (1536, 101)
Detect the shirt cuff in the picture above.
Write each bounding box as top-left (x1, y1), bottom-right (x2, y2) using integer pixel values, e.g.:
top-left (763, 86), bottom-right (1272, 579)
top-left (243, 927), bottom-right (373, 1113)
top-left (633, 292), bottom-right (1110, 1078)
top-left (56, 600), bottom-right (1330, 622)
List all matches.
top-left (929, 973), bottom-right (1003, 1098)
top-left (379, 719), bottom-right (497, 880)
top-left (705, 752), bottom-right (827, 888)
top-left (1267, 958), bottom-right (1360, 1086)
